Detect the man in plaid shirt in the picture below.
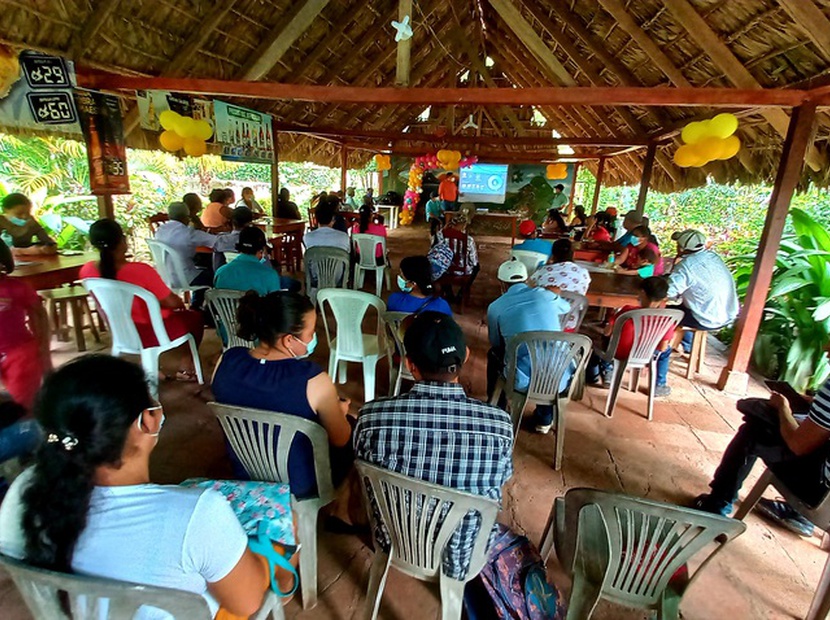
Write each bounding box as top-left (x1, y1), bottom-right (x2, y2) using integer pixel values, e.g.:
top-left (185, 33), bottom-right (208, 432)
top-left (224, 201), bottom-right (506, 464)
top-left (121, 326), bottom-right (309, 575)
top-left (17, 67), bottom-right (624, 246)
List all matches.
top-left (354, 312), bottom-right (514, 579)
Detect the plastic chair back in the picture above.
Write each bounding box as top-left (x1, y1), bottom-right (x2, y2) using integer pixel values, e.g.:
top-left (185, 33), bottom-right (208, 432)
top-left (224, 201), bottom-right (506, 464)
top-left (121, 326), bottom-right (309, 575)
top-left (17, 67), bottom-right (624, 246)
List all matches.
top-left (510, 249), bottom-right (548, 275)
top-left (0, 552), bottom-right (212, 619)
top-left (554, 488), bottom-right (745, 613)
top-left (205, 289), bottom-right (248, 350)
top-left (442, 229), bottom-right (470, 276)
top-left (317, 289), bottom-right (386, 360)
top-left (352, 233), bottom-right (387, 269)
top-left (303, 246), bottom-right (350, 303)
top-left (383, 311), bottom-right (414, 394)
top-left (82, 278), bottom-right (171, 356)
top-left (146, 213), bottom-right (168, 235)
top-left (355, 461), bottom-right (499, 582)
top-left (146, 238), bottom-right (190, 290)
top-left (557, 290), bottom-right (589, 331)
top-left (209, 402), bottom-right (335, 504)
top-left (605, 309), bottom-right (684, 367)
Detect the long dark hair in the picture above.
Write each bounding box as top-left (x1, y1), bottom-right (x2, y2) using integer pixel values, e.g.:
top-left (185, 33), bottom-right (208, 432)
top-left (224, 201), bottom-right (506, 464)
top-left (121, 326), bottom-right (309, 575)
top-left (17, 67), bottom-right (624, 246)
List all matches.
top-left (88, 219), bottom-right (124, 280)
top-left (400, 256), bottom-right (437, 297)
top-left (22, 355), bottom-right (153, 571)
top-left (237, 291), bottom-right (314, 346)
top-left (547, 208), bottom-right (567, 232)
top-left (358, 204), bottom-right (373, 233)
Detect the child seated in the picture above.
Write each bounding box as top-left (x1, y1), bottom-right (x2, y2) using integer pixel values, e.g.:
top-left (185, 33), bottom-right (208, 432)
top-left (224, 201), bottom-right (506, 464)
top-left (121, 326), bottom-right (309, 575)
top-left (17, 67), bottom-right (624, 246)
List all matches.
top-left (616, 245), bottom-right (660, 277)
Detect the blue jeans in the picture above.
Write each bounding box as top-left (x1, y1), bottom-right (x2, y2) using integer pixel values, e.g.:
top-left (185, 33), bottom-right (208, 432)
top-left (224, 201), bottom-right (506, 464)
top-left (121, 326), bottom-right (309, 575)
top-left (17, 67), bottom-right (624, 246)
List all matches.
top-left (655, 348), bottom-right (672, 387)
top-left (585, 353), bottom-right (613, 382)
top-left (0, 420), bottom-right (41, 463)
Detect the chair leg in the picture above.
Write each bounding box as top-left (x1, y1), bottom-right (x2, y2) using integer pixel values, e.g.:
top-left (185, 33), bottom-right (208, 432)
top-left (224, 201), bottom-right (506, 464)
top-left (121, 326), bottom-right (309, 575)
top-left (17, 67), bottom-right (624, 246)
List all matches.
top-left (338, 360), bottom-right (348, 384)
top-left (604, 360), bottom-right (627, 418)
top-left (187, 336), bottom-right (204, 384)
top-left (328, 352), bottom-right (337, 378)
top-left (374, 269), bottom-right (383, 297)
top-left (553, 400), bottom-right (565, 471)
top-left (83, 298), bottom-right (101, 343)
top-left (363, 551), bottom-right (392, 620)
top-left (658, 589), bottom-right (682, 620)
top-left (807, 553), bottom-right (830, 620)
top-left (733, 468), bottom-right (773, 520)
top-left (438, 575), bottom-right (466, 620)
top-left (647, 359), bottom-right (657, 421)
top-left (697, 332), bottom-right (707, 373)
top-left (628, 368), bottom-right (639, 392)
top-left (296, 505), bottom-right (320, 609)
top-left (566, 573), bottom-right (603, 620)
top-left (140, 349), bottom-right (161, 399)
top-left (69, 299), bottom-right (86, 352)
top-left (363, 358), bottom-right (377, 403)
top-left (686, 330), bottom-right (699, 379)
top-left (489, 377), bottom-right (505, 407)
top-left (572, 372), bottom-right (585, 402)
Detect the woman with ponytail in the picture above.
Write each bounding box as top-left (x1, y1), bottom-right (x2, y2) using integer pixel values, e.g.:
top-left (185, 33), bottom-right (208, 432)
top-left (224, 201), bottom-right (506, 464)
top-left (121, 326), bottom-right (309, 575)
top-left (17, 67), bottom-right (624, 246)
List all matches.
top-left (212, 292), bottom-right (358, 525)
top-left (0, 355), bottom-right (268, 617)
top-left (388, 255), bottom-right (452, 316)
top-left (80, 219), bottom-right (203, 380)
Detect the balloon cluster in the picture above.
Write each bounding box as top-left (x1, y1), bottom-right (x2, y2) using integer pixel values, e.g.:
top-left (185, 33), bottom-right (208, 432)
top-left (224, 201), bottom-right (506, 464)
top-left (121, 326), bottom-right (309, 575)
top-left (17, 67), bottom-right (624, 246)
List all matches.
top-left (674, 113), bottom-right (741, 168)
top-left (399, 152), bottom-right (478, 226)
top-left (374, 154), bottom-right (391, 170)
top-left (546, 163), bottom-right (568, 180)
top-left (158, 110), bottom-right (213, 158)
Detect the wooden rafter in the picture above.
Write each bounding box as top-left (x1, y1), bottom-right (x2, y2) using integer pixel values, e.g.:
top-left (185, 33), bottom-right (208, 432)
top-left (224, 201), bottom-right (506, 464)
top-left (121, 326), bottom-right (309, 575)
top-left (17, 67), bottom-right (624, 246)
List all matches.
top-left (776, 0), bottom-right (830, 62)
top-left (68, 0), bottom-right (121, 60)
top-left (395, 0), bottom-right (413, 86)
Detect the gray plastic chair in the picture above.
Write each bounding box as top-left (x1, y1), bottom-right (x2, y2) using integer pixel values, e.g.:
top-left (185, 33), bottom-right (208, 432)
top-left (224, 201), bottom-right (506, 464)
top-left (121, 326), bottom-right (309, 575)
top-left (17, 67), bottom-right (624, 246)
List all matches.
top-left (352, 233), bottom-right (391, 297)
top-left (558, 290), bottom-right (590, 332)
top-left (205, 289), bottom-right (249, 350)
top-left (303, 246), bottom-right (350, 305)
top-left (510, 249), bottom-right (549, 274)
top-left (382, 311), bottom-right (414, 396)
top-left (146, 238), bottom-right (209, 300)
top-left (735, 468), bottom-right (830, 620)
top-left (355, 461), bottom-right (500, 620)
top-left (593, 308), bottom-right (684, 420)
top-left (210, 402), bottom-right (336, 610)
top-left (489, 331), bottom-right (592, 469)
top-left (540, 488), bottom-right (746, 620)
top-left (0, 552), bottom-right (282, 619)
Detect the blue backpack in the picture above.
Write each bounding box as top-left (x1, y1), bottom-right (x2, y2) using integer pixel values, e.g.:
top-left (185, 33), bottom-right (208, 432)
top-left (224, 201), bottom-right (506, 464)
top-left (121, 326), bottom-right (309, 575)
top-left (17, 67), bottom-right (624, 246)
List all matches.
top-left (465, 524), bottom-right (567, 620)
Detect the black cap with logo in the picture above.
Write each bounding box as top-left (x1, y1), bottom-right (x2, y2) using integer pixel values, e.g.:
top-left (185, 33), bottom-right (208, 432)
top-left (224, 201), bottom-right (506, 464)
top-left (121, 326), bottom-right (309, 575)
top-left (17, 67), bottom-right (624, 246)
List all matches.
top-left (404, 311), bottom-right (466, 374)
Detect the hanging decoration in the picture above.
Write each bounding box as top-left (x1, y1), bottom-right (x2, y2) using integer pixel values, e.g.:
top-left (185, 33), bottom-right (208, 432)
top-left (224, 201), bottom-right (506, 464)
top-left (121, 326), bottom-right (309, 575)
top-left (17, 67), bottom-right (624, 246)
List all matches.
top-left (545, 163), bottom-right (568, 180)
top-left (373, 154), bottom-right (391, 170)
top-left (392, 15), bottom-right (413, 42)
top-left (157, 110), bottom-right (213, 157)
top-left (0, 45), bottom-right (20, 99)
top-left (400, 152), bottom-right (478, 226)
top-left (673, 113), bottom-right (741, 168)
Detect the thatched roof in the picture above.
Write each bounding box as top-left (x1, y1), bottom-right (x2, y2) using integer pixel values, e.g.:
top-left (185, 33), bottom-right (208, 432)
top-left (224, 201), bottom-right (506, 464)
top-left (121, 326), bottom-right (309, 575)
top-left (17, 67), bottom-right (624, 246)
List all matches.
top-left (3, 0), bottom-right (830, 190)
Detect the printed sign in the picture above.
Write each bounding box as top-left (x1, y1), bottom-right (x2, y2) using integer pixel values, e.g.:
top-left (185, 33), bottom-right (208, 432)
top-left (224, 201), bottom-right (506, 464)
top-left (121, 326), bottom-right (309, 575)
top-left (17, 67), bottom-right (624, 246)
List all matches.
top-left (213, 100), bottom-right (273, 163)
top-left (20, 52), bottom-right (72, 89)
top-left (74, 89), bottom-right (130, 195)
top-left (26, 92), bottom-right (78, 125)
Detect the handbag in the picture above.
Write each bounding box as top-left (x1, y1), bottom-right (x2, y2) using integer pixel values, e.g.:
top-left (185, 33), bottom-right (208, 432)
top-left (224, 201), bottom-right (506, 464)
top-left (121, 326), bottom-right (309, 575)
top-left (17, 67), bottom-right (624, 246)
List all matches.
top-left (181, 478), bottom-right (298, 597)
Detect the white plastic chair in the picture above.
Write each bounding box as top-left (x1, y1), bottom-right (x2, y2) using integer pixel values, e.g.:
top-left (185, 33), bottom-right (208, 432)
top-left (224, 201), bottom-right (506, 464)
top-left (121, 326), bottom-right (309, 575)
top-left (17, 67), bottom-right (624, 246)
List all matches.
top-left (317, 289), bottom-right (388, 403)
top-left (82, 278), bottom-right (203, 398)
top-left (0, 552), bottom-right (282, 620)
top-left (594, 309), bottom-right (683, 420)
top-left (355, 461), bottom-right (500, 620)
top-left (205, 289), bottom-right (249, 350)
top-left (510, 249), bottom-right (548, 275)
top-left (540, 488), bottom-right (745, 620)
top-left (352, 233), bottom-right (391, 297)
top-left (210, 402), bottom-right (336, 611)
top-left (146, 238), bottom-right (209, 300)
top-left (558, 290), bottom-right (590, 332)
top-left (382, 311), bottom-right (414, 396)
top-left (489, 331), bottom-right (592, 469)
top-left (303, 246), bottom-right (350, 305)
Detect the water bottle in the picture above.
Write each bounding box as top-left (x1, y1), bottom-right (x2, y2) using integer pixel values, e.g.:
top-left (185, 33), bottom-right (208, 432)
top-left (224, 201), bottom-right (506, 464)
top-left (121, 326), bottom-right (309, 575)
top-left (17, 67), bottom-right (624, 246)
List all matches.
top-left (607, 253), bottom-right (615, 268)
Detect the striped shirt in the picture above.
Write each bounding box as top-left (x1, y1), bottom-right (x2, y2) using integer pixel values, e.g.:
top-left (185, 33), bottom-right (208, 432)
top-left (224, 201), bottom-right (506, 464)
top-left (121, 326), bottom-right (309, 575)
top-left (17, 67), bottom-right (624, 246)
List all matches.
top-left (354, 382), bottom-right (514, 579)
top-left (807, 380), bottom-right (830, 484)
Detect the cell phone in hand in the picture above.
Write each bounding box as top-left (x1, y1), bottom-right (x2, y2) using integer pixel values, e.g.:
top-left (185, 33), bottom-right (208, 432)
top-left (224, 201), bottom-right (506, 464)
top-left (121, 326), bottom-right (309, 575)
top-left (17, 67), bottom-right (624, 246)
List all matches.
top-left (765, 380), bottom-right (811, 415)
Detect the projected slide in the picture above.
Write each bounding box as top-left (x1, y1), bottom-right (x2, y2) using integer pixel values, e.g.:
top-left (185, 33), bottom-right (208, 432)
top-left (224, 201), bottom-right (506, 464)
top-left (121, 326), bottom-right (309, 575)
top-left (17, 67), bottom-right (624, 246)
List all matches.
top-left (459, 163), bottom-right (509, 204)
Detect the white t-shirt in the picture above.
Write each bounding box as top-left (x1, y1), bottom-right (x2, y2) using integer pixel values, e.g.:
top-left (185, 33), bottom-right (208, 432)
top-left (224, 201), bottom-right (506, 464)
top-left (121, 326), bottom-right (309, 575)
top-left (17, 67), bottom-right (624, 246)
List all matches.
top-left (0, 469), bottom-right (248, 619)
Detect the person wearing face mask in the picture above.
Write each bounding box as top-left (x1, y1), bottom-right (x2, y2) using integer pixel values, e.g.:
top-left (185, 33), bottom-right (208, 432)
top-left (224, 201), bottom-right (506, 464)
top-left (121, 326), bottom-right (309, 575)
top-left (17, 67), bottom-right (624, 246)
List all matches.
top-left (387, 255), bottom-right (452, 316)
top-left (0, 193), bottom-right (57, 256)
top-left (213, 226), bottom-right (300, 294)
top-left (212, 291), bottom-right (355, 509)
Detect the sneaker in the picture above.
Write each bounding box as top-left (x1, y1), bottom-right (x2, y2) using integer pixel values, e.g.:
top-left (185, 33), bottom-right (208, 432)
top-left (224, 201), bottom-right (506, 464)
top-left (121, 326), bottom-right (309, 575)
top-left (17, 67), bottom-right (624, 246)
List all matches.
top-left (755, 498), bottom-right (815, 537)
top-left (533, 407), bottom-right (553, 434)
top-left (654, 384), bottom-right (672, 398)
top-left (692, 493), bottom-right (733, 517)
top-left (535, 422), bottom-right (552, 434)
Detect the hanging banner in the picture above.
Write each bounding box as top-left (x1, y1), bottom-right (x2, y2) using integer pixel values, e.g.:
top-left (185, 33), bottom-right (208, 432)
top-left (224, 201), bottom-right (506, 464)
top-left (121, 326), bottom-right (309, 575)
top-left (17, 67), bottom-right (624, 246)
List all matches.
top-left (0, 50), bottom-right (81, 133)
top-left (136, 90), bottom-right (192, 131)
top-left (213, 100), bottom-right (273, 163)
top-left (74, 89), bottom-right (130, 195)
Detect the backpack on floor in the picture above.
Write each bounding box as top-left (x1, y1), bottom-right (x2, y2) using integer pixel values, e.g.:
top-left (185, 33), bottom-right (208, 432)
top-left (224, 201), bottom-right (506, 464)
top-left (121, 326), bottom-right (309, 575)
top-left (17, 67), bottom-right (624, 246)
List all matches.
top-left (464, 524), bottom-right (567, 620)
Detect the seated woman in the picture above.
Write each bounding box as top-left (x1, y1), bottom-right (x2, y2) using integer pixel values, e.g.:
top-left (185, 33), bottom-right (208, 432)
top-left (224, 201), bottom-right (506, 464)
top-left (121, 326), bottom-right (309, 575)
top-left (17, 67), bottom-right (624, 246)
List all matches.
top-left (583, 212), bottom-right (613, 243)
top-left (202, 188), bottom-right (234, 232)
top-left (351, 204), bottom-right (387, 266)
top-left (616, 225), bottom-right (664, 275)
top-left (541, 207), bottom-right (568, 236)
top-left (615, 245), bottom-right (661, 278)
top-left (0, 355), bottom-right (268, 618)
top-left (212, 292), bottom-right (356, 521)
top-left (388, 256), bottom-right (452, 316)
top-left (0, 193), bottom-right (57, 256)
top-left (80, 219), bottom-right (203, 381)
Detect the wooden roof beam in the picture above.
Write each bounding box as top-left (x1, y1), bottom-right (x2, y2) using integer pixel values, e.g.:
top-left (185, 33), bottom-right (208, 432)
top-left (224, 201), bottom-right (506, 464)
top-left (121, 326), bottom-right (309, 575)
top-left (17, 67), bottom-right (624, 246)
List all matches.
top-left (395, 0), bottom-right (413, 86)
top-left (241, 0), bottom-right (330, 81)
top-left (68, 0), bottom-right (121, 60)
top-left (776, 0), bottom-right (830, 62)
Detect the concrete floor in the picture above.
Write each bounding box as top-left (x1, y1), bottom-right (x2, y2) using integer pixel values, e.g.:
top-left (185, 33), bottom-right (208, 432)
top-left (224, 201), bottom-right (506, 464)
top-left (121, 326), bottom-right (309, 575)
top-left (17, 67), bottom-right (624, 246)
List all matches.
top-left (0, 224), bottom-right (825, 619)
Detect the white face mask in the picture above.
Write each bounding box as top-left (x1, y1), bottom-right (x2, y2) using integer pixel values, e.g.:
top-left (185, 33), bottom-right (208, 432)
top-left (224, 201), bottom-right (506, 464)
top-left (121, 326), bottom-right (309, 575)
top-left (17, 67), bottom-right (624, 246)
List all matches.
top-left (136, 405), bottom-right (165, 437)
top-left (397, 274), bottom-right (413, 293)
top-left (290, 333), bottom-right (318, 359)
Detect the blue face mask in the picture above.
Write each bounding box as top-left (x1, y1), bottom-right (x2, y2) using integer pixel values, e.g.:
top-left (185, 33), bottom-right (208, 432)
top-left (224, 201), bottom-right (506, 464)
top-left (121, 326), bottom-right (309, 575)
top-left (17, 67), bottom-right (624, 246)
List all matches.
top-left (259, 255), bottom-right (269, 264)
top-left (7, 216), bottom-right (27, 227)
top-left (397, 274), bottom-right (413, 293)
top-left (292, 333), bottom-right (318, 359)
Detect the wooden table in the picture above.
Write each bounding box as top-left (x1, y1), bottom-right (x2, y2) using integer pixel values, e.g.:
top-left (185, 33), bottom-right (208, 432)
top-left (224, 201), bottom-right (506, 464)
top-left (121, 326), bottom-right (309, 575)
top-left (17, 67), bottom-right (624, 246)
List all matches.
top-left (11, 252), bottom-right (97, 291)
top-left (585, 271), bottom-right (642, 310)
top-left (444, 211), bottom-right (519, 245)
top-left (256, 218), bottom-right (306, 235)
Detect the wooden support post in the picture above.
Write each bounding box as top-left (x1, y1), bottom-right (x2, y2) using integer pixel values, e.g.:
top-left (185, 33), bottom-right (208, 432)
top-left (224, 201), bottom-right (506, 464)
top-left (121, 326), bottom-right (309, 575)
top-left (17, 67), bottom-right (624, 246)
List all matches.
top-left (718, 102), bottom-right (818, 394)
top-left (340, 145), bottom-right (348, 195)
top-left (591, 157), bottom-right (606, 215)
top-left (271, 125), bottom-right (280, 218)
top-left (568, 162), bottom-right (580, 215)
top-left (97, 195), bottom-right (114, 220)
top-left (395, 0), bottom-right (412, 86)
top-left (635, 143), bottom-right (656, 215)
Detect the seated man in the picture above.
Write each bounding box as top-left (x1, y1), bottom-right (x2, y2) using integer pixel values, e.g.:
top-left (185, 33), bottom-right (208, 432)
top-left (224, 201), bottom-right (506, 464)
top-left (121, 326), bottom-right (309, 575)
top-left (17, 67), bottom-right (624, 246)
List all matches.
top-left (214, 227), bottom-right (299, 294)
top-left (487, 259), bottom-right (571, 435)
top-left (439, 215), bottom-right (480, 302)
top-left (304, 198), bottom-right (349, 253)
top-left (355, 312), bottom-right (513, 579)
top-left (693, 373), bottom-right (830, 520)
top-left (212, 206), bottom-right (254, 271)
top-left (0, 193), bottom-right (57, 256)
top-left (513, 220), bottom-right (553, 257)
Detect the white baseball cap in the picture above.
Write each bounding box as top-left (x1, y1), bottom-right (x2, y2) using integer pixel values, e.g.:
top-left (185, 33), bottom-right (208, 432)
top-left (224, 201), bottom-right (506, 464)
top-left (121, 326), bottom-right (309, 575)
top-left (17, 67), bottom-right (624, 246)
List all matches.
top-left (671, 229), bottom-right (707, 252)
top-left (497, 258), bottom-right (528, 283)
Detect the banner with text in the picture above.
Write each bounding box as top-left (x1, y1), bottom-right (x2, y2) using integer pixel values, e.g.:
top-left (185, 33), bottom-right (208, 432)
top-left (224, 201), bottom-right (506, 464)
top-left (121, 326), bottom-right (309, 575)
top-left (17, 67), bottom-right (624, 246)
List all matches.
top-left (74, 89), bottom-right (130, 195)
top-left (136, 89), bottom-right (213, 132)
top-left (213, 100), bottom-right (273, 163)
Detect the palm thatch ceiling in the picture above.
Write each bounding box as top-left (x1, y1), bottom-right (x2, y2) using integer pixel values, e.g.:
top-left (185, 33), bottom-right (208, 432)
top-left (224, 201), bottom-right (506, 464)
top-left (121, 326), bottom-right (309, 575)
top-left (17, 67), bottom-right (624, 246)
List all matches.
top-left (3, 0), bottom-right (830, 191)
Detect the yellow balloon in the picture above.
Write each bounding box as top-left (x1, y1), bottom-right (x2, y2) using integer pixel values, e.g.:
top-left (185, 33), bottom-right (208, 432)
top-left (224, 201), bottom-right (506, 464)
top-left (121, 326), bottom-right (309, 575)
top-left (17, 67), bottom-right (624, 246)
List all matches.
top-left (193, 119), bottom-right (213, 141)
top-left (710, 113), bottom-right (739, 139)
top-left (673, 144), bottom-right (704, 168)
top-left (176, 117), bottom-right (198, 139)
top-left (437, 149), bottom-right (451, 161)
top-left (681, 121), bottom-right (709, 145)
top-left (696, 137), bottom-right (726, 162)
top-left (159, 110), bottom-right (181, 131)
top-left (159, 130), bottom-right (184, 152)
top-left (183, 137), bottom-right (207, 157)
top-left (717, 135), bottom-right (741, 160)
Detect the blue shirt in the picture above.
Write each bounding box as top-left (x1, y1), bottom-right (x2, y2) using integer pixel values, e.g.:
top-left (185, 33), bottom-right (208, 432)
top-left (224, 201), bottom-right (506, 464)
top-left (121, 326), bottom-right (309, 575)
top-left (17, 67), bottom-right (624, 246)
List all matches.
top-left (512, 239), bottom-right (553, 257)
top-left (425, 198), bottom-right (444, 221)
top-left (617, 230), bottom-right (635, 247)
top-left (487, 284), bottom-right (571, 392)
top-left (387, 292), bottom-right (453, 316)
top-left (214, 254), bottom-right (283, 295)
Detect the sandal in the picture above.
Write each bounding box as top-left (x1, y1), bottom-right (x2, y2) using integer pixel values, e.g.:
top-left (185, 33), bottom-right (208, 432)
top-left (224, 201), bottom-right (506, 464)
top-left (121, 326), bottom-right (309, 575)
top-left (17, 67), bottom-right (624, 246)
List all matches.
top-left (174, 369), bottom-right (199, 383)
